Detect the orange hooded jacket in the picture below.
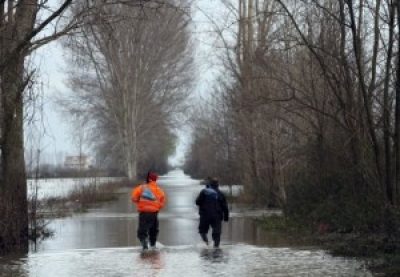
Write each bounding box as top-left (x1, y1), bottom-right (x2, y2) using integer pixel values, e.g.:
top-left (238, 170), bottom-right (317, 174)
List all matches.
top-left (131, 181), bottom-right (166, 213)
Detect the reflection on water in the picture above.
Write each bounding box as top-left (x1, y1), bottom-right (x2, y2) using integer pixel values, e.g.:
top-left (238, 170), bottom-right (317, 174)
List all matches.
top-left (0, 246), bottom-right (373, 277)
top-left (138, 250), bottom-right (165, 277)
top-left (200, 248), bottom-right (227, 264)
top-left (0, 170), bottom-right (374, 276)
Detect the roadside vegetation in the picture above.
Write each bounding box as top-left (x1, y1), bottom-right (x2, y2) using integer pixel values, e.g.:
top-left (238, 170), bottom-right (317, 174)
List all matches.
top-left (256, 210), bottom-right (400, 277)
top-left (183, 2), bottom-right (400, 276)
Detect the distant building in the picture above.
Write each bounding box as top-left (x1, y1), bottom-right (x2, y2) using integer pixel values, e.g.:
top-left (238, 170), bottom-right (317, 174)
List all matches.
top-left (64, 155), bottom-right (93, 169)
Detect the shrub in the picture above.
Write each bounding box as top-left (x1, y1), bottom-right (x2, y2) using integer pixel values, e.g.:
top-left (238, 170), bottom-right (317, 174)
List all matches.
top-left (284, 169), bottom-right (384, 233)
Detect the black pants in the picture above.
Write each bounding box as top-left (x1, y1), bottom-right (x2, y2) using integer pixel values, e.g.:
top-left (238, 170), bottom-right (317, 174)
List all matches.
top-left (137, 212), bottom-right (159, 246)
top-left (198, 215), bottom-right (222, 247)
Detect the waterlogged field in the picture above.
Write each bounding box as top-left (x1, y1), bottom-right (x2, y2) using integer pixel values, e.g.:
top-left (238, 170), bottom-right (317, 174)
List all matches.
top-left (27, 177), bottom-right (122, 200)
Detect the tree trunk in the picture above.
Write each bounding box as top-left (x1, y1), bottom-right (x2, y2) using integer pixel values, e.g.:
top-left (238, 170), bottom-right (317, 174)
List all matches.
top-left (0, 55), bottom-right (28, 253)
top-left (394, 0), bottom-right (400, 206)
top-left (384, 0), bottom-right (395, 205)
top-left (0, 0), bottom-right (37, 253)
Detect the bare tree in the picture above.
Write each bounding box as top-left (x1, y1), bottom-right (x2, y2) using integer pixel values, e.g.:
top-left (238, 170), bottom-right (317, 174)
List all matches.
top-left (0, 0), bottom-right (80, 253)
top-left (0, 0), bottom-right (175, 254)
top-left (61, 1), bottom-right (194, 179)
top-left (272, 0), bottom-right (400, 220)
top-left (186, 0), bottom-right (400, 227)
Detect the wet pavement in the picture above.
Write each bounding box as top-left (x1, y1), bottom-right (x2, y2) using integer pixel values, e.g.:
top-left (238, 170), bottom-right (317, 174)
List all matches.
top-left (0, 170), bottom-right (374, 276)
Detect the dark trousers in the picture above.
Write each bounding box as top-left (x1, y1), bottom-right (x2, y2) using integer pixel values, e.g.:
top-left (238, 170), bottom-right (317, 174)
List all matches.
top-left (198, 215), bottom-right (222, 247)
top-left (137, 212), bottom-right (159, 246)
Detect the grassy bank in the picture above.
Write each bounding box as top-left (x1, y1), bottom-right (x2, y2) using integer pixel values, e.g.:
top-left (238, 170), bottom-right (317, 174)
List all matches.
top-left (318, 233), bottom-right (400, 277)
top-left (257, 214), bottom-right (400, 277)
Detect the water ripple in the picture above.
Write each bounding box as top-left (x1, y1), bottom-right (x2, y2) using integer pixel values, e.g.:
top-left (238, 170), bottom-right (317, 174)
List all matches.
top-left (0, 245), bottom-right (373, 277)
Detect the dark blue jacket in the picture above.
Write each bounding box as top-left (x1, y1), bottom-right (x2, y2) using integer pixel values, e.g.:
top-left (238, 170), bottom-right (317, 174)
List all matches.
top-left (195, 185), bottom-right (229, 221)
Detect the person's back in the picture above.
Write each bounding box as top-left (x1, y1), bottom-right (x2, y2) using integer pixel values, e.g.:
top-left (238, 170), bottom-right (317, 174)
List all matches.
top-left (195, 178), bottom-right (229, 248)
top-left (131, 171), bottom-right (166, 250)
top-left (197, 186), bottom-right (225, 219)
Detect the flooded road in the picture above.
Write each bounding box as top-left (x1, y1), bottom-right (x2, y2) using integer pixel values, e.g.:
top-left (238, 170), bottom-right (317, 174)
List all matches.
top-left (0, 170), bottom-right (374, 276)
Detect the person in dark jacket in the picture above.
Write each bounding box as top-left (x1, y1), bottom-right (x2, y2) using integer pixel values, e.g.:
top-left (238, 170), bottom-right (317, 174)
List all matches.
top-left (195, 178), bottom-right (229, 248)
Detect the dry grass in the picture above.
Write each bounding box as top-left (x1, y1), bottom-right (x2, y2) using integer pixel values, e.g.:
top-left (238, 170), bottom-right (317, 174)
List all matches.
top-left (65, 179), bottom-right (131, 211)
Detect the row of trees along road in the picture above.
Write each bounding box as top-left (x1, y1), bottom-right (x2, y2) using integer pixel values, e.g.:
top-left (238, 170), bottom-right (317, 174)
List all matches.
top-left (184, 0), bottom-right (400, 235)
top-left (59, 1), bottom-right (193, 180)
top-left (0, 0), bottom-right (192, 254)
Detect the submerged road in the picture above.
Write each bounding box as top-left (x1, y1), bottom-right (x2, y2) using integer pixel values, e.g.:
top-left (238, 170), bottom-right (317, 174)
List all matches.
top-left (0, 170), bottom-right (373, 277)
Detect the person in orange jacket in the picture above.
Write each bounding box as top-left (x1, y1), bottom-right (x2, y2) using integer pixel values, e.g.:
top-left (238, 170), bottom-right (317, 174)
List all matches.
top-left (131, 171), bottom-right (166, 250)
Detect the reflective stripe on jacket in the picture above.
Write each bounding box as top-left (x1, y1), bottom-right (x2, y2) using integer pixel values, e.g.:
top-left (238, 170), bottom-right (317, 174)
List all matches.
top-left (131, 181), bottom-right (166, 212)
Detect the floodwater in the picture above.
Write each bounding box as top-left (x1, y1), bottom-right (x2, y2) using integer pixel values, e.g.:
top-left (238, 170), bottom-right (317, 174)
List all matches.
top-left (27, 177), bottom-right (122, 200)
top-left (0, 170), bottom-right (374, 277)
